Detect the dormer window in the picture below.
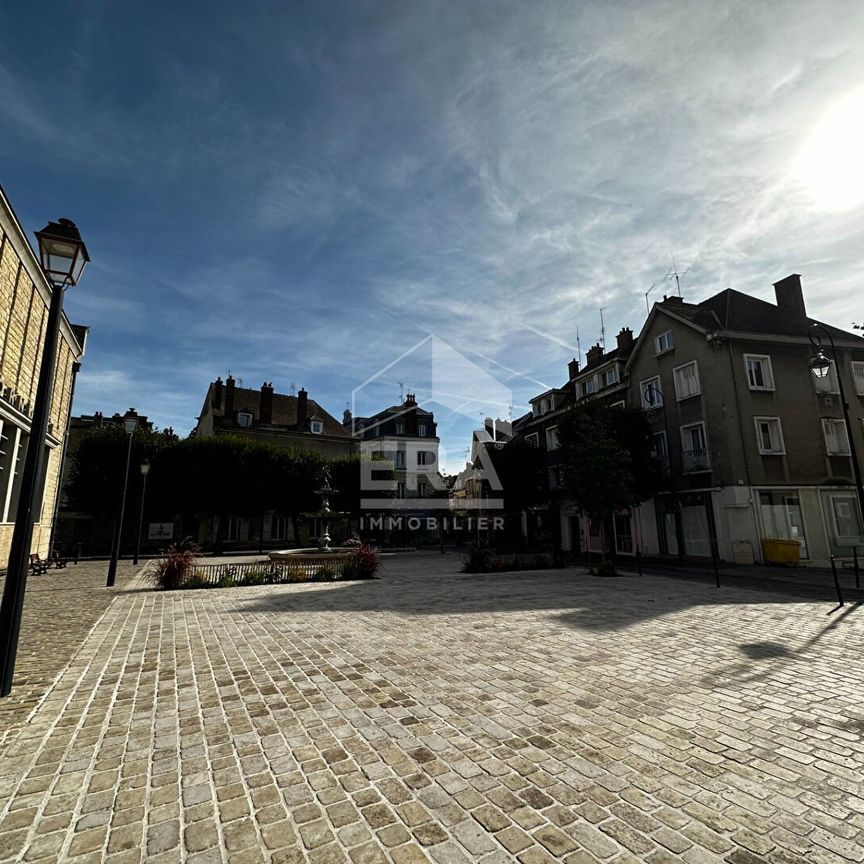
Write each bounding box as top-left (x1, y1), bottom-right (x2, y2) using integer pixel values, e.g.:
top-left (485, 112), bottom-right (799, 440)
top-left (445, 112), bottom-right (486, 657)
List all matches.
top-left (310, 420), bottom-right (323, 434)
top-left (418, 422), bottom-right (427, 436)
top-left (237, 411), bottom-right (253, 428)
top-left (395, 420), bottom-right (405, 434)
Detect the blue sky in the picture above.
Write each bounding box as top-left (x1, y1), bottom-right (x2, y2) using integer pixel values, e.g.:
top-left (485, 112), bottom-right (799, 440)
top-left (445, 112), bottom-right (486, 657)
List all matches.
top-left (2, 0), bottom-right (864, 473)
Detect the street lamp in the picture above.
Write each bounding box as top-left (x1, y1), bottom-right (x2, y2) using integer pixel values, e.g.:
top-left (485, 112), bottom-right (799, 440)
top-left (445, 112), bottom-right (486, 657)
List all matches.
top-left (106, 409), bottom-right (140, 587)
top-left (133, 460), bottom-right (151, 566)
top-left (808, 323), bottom-right (864, 532)
top-left (0, 218), bottom-right (89, 697)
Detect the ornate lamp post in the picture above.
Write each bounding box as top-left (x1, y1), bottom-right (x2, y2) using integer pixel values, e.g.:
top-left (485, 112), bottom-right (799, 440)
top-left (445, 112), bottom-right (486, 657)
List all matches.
top-left (133, 460), bottom-right (151, 566)
top-left (0, 219), bottom-right (89, 697)
top-left (106, 409), bottom-right (140, 586)
top-left (808, 324), bottom-right (864, 529)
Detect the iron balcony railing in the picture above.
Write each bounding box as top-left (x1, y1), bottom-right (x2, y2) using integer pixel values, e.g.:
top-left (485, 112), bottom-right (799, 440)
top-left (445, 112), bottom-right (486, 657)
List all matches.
top-left (682, 447), bottom-right (711, 473)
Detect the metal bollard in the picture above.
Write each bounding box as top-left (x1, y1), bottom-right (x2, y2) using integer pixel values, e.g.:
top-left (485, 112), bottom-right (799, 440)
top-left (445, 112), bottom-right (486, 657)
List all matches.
top-left (830, 554), bottom-right (845, 607)
top-left (854, 546), bottom-right (860, 591)
top-left (711, 539), bottom-right (720, 588)
top-left (636, 547), bottom-right (643, 577)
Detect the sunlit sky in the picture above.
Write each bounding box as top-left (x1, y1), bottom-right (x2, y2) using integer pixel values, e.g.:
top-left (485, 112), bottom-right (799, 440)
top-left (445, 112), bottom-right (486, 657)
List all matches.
top-left (2, 1), bottom-right (864, 473)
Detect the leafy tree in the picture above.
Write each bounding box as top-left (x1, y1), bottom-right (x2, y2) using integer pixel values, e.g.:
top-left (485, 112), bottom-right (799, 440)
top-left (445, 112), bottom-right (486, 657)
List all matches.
top-left (486, 438), bottom-right (546, 515)
top-left (558, 402), bottom-right (664, 564)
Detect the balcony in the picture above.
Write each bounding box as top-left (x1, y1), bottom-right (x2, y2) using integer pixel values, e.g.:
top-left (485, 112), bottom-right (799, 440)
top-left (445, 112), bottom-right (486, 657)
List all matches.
top-left (682, 447), bottom-right (711, 473)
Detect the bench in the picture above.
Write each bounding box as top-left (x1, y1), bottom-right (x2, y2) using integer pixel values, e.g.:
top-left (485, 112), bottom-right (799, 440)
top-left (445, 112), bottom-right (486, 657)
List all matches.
top-left (50, 549), bottom-right (68, 569)
top-left (29, 554), bottom-right (50, 575)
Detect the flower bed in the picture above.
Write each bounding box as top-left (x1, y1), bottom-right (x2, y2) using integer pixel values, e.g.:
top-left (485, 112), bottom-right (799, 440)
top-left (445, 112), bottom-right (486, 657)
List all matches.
top-left (461, 545), bottom-right (558, 573)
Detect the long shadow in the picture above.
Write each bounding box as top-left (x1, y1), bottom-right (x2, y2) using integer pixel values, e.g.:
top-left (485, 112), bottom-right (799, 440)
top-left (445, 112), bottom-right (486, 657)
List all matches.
top-left (228, 555), bottom-right (860, 633)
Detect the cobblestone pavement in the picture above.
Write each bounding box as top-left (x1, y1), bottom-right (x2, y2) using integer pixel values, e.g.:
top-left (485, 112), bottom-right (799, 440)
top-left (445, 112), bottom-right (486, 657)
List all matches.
top-left (0, 560), bottom-right (142, 748)
top-left (1, 554), bottom-right (864, 863)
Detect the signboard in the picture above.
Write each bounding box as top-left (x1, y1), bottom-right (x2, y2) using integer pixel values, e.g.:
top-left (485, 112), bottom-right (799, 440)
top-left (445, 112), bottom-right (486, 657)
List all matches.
top-left (148, 522), bottom-right (174, 541)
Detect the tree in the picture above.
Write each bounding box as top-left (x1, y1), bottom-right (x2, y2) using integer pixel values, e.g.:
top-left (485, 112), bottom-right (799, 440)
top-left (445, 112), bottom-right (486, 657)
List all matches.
top-left (558, 402), bottom-right (665, 566)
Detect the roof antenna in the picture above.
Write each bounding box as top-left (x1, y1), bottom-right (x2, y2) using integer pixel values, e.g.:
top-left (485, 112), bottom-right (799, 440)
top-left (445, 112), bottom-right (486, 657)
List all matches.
top-left (576, 326), bottom-right (582, 360)
top-left (644, 282), bottom-right (659, 313)
top-left (398, 381), bottom-right (404, 402)
top-left (289, 382), bottom-right (296, 396)
top-left (665, 254), bottom-right (689, 298)
top-left (599, 307), bottom-right (607, 350)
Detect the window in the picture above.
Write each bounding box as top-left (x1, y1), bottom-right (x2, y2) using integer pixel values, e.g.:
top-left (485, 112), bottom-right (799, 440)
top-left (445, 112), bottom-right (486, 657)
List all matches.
top-left (610, 400), bottom-right (625, 409)
top-left (656, 331), bottom-right (674, 353)
top-left (814, 364), bottom-right (840, 394)
top-left (548, 466), bottom-right (561, 488)
top-left (237, 411), bottom-right (252, 428)
top-left (541, 399), bottom-right (549, 413)
top-left (673, 361), bottom-right (701, 400)
top-left (310, 420), bottom-right (323, 434)
top-left (4, 427), bottom-right (28, 522)
top-left (395, 420), bottom-right (405, 434)
top-left (581, 378), bottom-right (595, 398)
top-left (754, 417), bottom-right (785, 454)
top-left (417, 451), bottom-right (430, 466)
top-left (852, 361), bottom-right (864, 396)
top-left (418, 481), bottom-right (428, 498)
top-left (532, 403), bottom-right (539, 417)
top-left (823, 418), bottom-right (850, 455)
top-left (652, 432), bottom-right (668, 465)
top-left (418, 422), bottom-right (427, 436)
top-left (545, 426), bottom-right (560, 451)
top-left (270, 513), bottom-right (287, 541)
top-left (525, 433), bottom-right (539, 447)
top-left (640, 376), bottom-right (662, 408)
top-left (396, 481), bottom-right (406, 498)
top-left (745, 355), bottom-right (775, 391)
top-left (396, 451), bottom-right (406, 468)
top-left (681, 423), bottom-right (710, 471)
top-left (603, 367), bottom-right (619, 387)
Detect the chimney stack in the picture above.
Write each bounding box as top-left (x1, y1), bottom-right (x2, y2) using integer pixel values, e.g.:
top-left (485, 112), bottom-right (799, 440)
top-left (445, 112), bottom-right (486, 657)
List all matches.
top-left (213, 376), bottom-right (223, 409)
top-left (773, 274), bottom-right (806, 317)
top-left (343, 408), bottom-right (353, 427)
top-left (568, 357), bottom-right (580, 380)
top-left (297, 388), bottom-right (308, 430)
top-left (260, 382), bottom-right (274, 424)
top-left (224, 375), bottom-right (235, 418)
top-left (616, 327), bottom-right (634, 353)
top-left (586, 343), bottom-right (604, 367)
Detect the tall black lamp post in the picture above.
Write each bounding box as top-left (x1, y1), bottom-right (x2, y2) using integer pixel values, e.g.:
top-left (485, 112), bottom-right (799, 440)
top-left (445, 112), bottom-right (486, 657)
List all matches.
top-left (133, 460), bottom-right (150, 566)
top-left (0, 219), bottom-right (89, 697)
top-left (106, 409), bottom-right (140, 587)
top-left (808, 324), bottom-right (864, 528)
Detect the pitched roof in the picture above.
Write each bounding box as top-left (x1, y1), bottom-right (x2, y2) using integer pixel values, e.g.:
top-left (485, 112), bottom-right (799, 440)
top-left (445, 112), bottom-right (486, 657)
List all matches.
top-left (219, 385), bottom-right (351, 438)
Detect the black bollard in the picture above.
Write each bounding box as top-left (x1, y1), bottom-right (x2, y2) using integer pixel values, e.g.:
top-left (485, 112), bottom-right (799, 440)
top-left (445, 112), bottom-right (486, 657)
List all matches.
top-left (711, 538), bottom-right (720, 588)
top-left (830, 554), bottom-right (845, 608)
top-left (854, 546), bottom-right (860, 591)
top-left (636, 547), bottom-right (643, 577)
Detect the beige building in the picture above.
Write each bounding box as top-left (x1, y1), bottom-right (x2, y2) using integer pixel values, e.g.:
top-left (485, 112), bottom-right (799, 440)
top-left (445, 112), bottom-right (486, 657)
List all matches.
top-left (0, 186), bottom-right (87, 561)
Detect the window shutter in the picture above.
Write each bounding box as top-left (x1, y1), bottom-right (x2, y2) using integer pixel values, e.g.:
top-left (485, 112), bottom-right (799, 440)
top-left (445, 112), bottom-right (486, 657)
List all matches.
top-left (853, 363), bottom-right (864, 396)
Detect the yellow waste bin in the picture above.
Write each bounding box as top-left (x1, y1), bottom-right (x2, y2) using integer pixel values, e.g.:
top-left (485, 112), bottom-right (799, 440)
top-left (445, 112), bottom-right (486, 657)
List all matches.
top-left (761, 538), bottom-right (801, 566)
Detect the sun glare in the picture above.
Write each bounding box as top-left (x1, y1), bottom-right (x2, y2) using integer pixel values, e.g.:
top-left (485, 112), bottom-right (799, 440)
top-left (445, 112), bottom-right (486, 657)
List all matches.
top-left (795, 86), bottom-right (864, 211)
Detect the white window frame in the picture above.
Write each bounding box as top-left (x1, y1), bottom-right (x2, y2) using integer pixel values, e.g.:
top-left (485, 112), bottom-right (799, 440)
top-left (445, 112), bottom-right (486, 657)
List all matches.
top-left (744, 354), bottom-right (775, 391)
top-left (680, 422), bottom-right (710, 472)
top-left (418, 422), bottom-right (427, 436)
top-left (655, 331), bottom-right (674, 354)
top-left (395, 420), bottom-right (405, 434)
top-left (417, 451), bottom-right (429, 466)
top-left (603, 367), bottom-right (619, 387)
top-left (310, 420), bottom-right (323, 434)
top-left (852, 361), bottom-right (864, 396)
top-left (640, 376), bottom-right (662, 409)
top-left (525, 433), bottom-right (539, 448)
top-left (395, 450), bottom-right (406, 469)
top-left (673, 361), bottom-right (701, 401)
top-left (822, 418), bottom-right (850, 455)
top-left (237, 411), bottom-right (253, 428)
top-left (652, 431), bottom-right (668, 462)
top-left (754, 416), bottom-right (785, 455)
top-left (581, 378), bottom-right (595, 398)
top-left (545, 426), bottom-right (560, 451)
top-left (610, 400), bottom-right (625, 409)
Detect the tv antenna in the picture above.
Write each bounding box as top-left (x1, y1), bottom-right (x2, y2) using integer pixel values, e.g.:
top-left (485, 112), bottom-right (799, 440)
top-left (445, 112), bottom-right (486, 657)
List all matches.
top-left (576, 327), bottom-right (582, 360)
top-left (599, 307), bottom-right (607, 350)
top-left (398, 381), bottom-right (404, 402)
top-left (289, 382), bottom-right (296, 396)
top-left (644, 282), bottom-right (659, 312)
top-left (665, 254), bottom-right (689, 298)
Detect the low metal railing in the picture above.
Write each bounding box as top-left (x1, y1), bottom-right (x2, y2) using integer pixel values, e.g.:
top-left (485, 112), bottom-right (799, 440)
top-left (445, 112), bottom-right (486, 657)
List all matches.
top-left (682, 447), bottom-right (711, 473)
top-left (189, 558), bottom-right (348, 585)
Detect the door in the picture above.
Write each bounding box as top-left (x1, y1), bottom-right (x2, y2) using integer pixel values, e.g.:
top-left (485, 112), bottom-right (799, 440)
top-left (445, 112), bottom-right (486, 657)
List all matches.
top-left (681, 505), bottom-right (711, 557)
top-left (663, 511), bottom-right (679, 556)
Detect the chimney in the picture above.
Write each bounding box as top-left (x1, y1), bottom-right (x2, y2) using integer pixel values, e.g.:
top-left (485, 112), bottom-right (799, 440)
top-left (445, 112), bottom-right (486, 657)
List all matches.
top-left (94, 411), bottom-right (103, 428)
top-left (586, 343), bottom-right (604, 367)
top-left (405, 394), bottom-right (418, 434)
top-left (662, 295), bottom-right (683, 305)
top-left (260, 382), bottom-right (273, 424)
top-left (343, 408), bottom-right (353, 427)
top-left (224, 375), bottom-right (235, 418)
top-left (616, 327), bottom-right (634, 353)
top-left (773, 273), bottom-right (806, 317)
top-left (404, 393), bottom-right (416, 406)
top-left (297, 387), bottom-right (308, 430)
top-left (568, 357), bottom-right (580, 380)
top-left (213, 377), bottom-right (223, 409)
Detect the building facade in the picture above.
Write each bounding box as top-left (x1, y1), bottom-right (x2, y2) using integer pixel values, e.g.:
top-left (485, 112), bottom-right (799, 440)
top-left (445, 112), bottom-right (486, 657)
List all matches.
top-left (0, 187), bottom-right (87, 561)
top-left (626, 275), bottom-right (864, 567)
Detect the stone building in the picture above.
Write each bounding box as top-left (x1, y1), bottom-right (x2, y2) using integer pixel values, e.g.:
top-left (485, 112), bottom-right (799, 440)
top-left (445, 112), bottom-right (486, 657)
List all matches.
top-left (0, 186), bottom-right (87, 561)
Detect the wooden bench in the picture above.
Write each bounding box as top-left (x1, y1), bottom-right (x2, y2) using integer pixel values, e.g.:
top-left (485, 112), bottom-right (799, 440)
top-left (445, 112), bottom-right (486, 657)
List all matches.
top-left (50, 549), bottom-right (68, 569)
top-left (29, 554), bottom-right (50, 575)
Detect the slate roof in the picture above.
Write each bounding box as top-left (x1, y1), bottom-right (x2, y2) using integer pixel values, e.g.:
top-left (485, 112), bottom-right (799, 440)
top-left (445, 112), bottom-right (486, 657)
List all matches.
top-left (217, 385), bottom-right (351, 438)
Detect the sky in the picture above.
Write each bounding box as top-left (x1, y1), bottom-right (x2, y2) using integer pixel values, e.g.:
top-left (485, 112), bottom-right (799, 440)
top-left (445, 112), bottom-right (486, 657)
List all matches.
top-left (2, 0), bottom-right (864, 474)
